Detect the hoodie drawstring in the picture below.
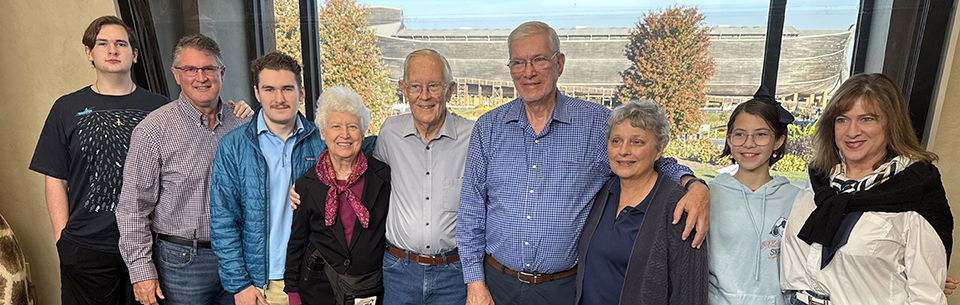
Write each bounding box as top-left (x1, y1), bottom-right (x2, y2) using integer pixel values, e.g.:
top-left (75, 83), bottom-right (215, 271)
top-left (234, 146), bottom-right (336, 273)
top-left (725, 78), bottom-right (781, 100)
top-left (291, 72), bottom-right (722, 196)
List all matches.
top-left (741, 187), bottom-right (768, 281)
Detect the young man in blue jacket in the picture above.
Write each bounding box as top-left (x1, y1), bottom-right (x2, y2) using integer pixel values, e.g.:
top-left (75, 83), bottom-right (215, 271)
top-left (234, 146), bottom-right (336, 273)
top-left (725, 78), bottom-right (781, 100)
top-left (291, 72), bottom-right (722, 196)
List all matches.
top-left (209, 52), bottom-right (323, 305)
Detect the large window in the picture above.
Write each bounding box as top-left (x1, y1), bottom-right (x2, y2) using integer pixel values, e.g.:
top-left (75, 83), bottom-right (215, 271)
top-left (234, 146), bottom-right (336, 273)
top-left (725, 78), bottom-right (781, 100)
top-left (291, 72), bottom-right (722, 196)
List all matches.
top-left (268, 0), bottom-right (860, 180)
top-left (127, 0), bottom-right (959, 182)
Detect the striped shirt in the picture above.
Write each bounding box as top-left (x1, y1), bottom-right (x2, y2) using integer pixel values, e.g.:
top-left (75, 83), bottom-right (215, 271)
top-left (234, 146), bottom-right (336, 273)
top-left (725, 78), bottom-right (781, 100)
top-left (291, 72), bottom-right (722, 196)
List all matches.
top-left (457, 92), bottom-right (691, 284)
top-left (117, 96), bottom-right (249, 283)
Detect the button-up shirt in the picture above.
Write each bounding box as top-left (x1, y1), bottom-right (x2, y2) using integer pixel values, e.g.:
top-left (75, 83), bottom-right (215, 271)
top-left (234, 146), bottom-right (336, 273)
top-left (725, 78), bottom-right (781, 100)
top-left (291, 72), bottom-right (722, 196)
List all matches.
top-left (117, 96), bottom-right (249, 283)
top-left (457, 92), bottom-right (691, 284)
top-left (374, 111), bottom-right (474, 254)
top-left (257, 112), bottom-right (304, 279)
top-left (780, 189), bottom-right (948, 305)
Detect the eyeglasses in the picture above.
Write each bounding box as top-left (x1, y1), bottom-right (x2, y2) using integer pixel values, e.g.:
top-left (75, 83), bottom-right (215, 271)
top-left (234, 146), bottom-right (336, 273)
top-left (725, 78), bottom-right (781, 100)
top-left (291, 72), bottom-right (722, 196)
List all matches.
top-left (728, 131), bottom-right (774, 146)
top-left (507, 51), bottom-right (560, 72)
top-left (174, 65), bottom-right (222, 77)
top-left (405, 82), bottom-right (446, 99)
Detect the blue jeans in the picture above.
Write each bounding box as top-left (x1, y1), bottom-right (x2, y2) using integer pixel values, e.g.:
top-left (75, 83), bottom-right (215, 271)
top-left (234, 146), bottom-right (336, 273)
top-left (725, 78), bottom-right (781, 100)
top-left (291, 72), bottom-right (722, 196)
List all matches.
top-left (382, 251), bottom-right (467, 305)
top-left (154, 239), bottom-right (233, 305)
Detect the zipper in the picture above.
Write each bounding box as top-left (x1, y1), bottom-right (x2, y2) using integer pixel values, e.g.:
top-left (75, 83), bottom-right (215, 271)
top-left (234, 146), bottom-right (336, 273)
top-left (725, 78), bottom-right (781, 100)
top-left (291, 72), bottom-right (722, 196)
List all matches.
top-left (260, 142), bottom-right (271, 289)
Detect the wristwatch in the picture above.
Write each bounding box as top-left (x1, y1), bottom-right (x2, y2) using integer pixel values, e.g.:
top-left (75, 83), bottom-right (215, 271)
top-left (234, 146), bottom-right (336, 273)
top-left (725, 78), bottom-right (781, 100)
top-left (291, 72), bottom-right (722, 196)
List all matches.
top-left (684, 177), bottom-right (708, 190)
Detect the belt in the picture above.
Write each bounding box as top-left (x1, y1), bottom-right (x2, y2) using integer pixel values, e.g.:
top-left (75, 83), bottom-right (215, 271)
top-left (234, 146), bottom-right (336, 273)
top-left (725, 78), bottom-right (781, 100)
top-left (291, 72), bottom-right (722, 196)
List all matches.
top-left (387, 246), bottom-right (459, 265)
top-left (484, 255), bottom-right (576, 284)
top-left (157, 233), bottom-right (212, 248)
top-left (795, 290), bottom-right (830, 305)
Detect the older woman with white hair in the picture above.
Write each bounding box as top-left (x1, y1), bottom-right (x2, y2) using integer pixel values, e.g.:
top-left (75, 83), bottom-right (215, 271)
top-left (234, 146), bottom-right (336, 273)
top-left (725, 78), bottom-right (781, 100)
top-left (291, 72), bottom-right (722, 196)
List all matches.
top-left (575, 100), bottom-right (708, 305)
top-left (285, 86), bottom-right (391, 305)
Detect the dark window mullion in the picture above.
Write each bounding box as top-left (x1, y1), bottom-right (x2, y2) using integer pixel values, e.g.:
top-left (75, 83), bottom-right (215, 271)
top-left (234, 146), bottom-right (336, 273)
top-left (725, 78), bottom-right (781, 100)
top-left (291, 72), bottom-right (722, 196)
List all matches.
top-left (851, 0), bottom-right (875, 74)
top-left (905, 0), bottom-right (954, 144)
top-left (117, 0), bottom-right (169, 95)
top-left (300, 0), bottom-right (322, 122)
top-left (756, 0), bottom-right (788, 99)
top-left (245, 0), bottom-right (277, 109)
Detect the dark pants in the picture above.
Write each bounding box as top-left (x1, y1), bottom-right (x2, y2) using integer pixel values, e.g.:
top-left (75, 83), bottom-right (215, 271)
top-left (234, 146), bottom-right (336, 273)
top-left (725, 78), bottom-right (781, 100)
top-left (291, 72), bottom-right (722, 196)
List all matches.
top-left (483, 261), bottom-right (575, 305)
top-left (57, 237), bottom-right (137, 305)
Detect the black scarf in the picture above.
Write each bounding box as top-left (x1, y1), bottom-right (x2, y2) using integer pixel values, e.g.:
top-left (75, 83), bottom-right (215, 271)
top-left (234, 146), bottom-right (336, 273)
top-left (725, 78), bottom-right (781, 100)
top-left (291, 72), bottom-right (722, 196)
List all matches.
top-left (797, 161), bottom-right (953, 261)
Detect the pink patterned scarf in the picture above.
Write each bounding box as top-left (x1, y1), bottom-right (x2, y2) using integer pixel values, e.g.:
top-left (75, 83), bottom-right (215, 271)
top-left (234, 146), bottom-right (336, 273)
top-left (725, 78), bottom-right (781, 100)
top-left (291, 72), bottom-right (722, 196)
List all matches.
top-left (314, 150), bottom-right (370, 228)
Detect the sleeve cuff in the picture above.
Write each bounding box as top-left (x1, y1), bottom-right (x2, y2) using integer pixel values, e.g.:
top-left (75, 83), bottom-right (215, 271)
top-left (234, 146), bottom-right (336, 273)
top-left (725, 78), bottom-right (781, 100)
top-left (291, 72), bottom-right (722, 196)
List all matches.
top-left (461, 261), bottom-right (486, 284)
top-left (128, 263), bottom-right (158, 284)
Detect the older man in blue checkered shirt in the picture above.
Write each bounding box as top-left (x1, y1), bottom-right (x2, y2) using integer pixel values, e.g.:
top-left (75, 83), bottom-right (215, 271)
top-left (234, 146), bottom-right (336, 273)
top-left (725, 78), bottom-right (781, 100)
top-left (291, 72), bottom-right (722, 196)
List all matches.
top-left (457, 21), bottom-right (712, 305)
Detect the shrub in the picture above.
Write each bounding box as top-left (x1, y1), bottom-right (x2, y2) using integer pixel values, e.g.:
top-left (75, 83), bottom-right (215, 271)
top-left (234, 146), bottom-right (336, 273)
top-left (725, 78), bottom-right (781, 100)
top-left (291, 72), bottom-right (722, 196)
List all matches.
top-left (785, 124), bottom-right (815, 162)
top-left (772, 154), bottom-right (807, 172)
top-left (664, 138), bottom-right (730, 165)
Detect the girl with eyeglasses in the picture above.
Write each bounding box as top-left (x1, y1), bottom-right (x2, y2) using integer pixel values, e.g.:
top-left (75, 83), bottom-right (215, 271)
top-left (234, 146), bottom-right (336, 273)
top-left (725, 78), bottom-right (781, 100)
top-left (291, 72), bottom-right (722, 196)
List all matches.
top-left (707, 98), bottom-right (800, 305)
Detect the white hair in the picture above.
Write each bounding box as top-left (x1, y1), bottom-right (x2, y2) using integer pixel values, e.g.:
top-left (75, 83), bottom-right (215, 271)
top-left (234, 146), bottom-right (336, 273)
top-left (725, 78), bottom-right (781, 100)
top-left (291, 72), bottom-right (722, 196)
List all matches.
top-left (314, 86), bottom-right (371, 133)
top-left (402, 49), bottom-right (454, 84)
top-left (508, 21), bottom-right (561, 55)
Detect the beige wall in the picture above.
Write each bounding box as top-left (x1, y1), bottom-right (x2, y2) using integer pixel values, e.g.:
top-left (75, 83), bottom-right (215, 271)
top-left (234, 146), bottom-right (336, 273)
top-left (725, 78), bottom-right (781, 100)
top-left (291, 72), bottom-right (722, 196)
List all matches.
top-left (930, 3), bottom-right (960, 305)
top-left (0, 1), bottom-right (116, 304)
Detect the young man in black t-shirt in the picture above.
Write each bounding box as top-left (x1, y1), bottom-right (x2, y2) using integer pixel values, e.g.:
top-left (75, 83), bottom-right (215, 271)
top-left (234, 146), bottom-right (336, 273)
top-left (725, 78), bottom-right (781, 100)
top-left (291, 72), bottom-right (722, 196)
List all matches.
top-left (29, 16), bottom-right (167, 305)
top-left (29, 16), bottom-right (253, 305)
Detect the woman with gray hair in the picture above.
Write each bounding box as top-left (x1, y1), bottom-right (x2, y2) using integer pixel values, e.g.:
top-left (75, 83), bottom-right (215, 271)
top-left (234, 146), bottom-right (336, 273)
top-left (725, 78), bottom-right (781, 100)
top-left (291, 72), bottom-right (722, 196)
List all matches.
top-left (574, 100), bottom-right (708, 304)
top-left (285, 86), bottom-right (391, 305)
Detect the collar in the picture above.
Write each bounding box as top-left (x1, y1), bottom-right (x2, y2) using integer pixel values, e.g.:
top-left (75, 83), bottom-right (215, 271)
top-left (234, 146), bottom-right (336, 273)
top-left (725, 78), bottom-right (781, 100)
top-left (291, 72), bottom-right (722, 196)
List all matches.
top-left (401, 110), bottom-right (460, 141)
top-left (256, 111), bottom-right (305, 137)
top-left (177, 94), bottom-right (225, 128)
top-left (831, 155), bottom-right (915, 193)
top-left (606, 174), bottom-right (662, 215)
top-left (501, 91), bottom-right (572, 125)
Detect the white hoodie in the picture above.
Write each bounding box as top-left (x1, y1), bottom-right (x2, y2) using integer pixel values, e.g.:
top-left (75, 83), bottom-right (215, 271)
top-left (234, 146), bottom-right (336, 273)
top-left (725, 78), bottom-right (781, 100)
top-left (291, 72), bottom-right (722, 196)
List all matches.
top-left (707, 173), bottom-right (801, 305)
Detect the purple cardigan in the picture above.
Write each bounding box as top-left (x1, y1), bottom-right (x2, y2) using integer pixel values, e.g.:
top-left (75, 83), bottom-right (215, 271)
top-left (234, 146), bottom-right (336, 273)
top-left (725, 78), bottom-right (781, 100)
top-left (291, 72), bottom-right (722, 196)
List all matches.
top-left (575, 174), bottom-right (708, 304)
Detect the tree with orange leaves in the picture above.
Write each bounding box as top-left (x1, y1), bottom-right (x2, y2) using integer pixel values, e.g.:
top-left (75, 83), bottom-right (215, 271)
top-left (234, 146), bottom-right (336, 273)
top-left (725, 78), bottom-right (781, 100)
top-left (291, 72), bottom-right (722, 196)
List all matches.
top-left (616, 7), bottom-right (714, 136)
top-left (318, 0), bottom-right (395, 133)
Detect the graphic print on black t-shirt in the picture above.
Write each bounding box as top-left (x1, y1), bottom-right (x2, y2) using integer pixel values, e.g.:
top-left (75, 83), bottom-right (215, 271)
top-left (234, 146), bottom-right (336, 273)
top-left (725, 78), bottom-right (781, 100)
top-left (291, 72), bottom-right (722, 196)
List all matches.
top-left (76, 107), bottom-right (150, 213)
top-left (30, 86), bottom-right (170, 252)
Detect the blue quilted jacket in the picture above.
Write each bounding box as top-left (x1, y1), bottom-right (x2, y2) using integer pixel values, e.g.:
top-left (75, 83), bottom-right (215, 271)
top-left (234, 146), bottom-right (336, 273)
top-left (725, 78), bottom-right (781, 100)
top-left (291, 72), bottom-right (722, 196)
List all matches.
top-left (210, 111), bottom-right (376, 292)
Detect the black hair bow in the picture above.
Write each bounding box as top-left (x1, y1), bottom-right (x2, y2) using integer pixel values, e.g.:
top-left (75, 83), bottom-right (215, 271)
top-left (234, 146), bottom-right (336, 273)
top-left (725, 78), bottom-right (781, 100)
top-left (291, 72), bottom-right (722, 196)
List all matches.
top-left (753, 85), bottom-right (794, 125)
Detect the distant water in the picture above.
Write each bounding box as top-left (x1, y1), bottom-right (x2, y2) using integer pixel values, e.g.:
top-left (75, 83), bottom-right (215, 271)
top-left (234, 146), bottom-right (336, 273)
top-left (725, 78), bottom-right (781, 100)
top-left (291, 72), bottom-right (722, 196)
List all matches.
top-left (361, 1), bottom-right (859, 31)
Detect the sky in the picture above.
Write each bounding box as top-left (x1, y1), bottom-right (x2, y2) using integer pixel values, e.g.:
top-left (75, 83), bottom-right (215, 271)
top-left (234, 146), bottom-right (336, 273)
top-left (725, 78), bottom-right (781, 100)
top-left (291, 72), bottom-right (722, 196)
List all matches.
top-left (356, 0), bottom-right (859, 30)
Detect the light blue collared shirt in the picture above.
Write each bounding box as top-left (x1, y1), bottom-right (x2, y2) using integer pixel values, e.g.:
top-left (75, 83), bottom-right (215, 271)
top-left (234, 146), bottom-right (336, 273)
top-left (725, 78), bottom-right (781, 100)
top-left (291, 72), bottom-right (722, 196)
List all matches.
top-left (256, 111), bottom-right (304, 280)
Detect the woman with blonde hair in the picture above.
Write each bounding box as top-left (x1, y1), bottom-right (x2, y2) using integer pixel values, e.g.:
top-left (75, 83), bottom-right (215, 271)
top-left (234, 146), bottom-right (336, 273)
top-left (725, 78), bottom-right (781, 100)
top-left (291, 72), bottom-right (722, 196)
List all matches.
top-left (780, 73), bottom-right (952, 305)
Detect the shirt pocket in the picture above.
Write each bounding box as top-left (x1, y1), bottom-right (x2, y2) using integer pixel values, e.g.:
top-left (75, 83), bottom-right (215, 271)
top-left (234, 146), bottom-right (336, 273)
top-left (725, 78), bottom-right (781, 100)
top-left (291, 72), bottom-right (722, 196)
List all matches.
top-left (841, 214), bottom-right (903, 260)
top-left (442, 177), bottom-right (464, 214)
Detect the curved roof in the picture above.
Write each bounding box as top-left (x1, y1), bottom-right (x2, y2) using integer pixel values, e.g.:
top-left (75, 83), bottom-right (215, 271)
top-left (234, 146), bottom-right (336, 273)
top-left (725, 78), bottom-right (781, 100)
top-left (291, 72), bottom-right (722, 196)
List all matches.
top-left (368, 7), bottom-right (853, 97)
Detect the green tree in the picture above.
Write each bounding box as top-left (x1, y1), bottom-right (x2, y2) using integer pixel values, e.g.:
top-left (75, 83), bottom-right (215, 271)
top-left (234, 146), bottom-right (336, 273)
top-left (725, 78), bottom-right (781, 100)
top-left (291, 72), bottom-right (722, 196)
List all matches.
top-left (274, 0), bottom-right (302, 64)
top-left (616, 7), bottom-right (715, 136)
top-left (318, 0), bottom-right (395, 134)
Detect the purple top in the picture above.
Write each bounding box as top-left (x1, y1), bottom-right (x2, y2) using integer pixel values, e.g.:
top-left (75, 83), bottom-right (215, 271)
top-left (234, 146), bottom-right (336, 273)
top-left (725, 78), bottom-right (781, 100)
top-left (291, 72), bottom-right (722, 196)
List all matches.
top-left (336, 176), bottom-right (366, 249)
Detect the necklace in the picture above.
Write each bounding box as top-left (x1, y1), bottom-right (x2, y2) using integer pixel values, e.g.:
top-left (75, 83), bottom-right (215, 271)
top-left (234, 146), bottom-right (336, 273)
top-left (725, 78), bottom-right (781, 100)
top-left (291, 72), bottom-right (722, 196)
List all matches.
top-left (94, 81), bottom-right (136, 95)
